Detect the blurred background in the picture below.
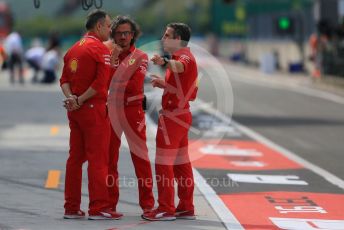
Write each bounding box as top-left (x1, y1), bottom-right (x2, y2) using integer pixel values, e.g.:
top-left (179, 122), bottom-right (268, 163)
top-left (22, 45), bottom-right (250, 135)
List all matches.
top-left (0, 0), bottom-right (344, 79)
top-left (0, 1), bottom-right (343, 229)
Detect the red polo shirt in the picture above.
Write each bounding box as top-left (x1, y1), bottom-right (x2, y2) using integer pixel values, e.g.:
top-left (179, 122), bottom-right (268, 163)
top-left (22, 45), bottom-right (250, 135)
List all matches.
top-left (162, 47), bottom-right (198, 110)
top-left (60, 32), bottom-right (111, 104)
top-left (109, 45), bottom-right (148, 106)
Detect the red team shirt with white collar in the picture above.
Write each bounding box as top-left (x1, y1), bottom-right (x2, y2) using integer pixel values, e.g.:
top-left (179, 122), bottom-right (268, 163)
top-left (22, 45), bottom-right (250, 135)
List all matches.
top-left (162, 47), bottom-right (198, 111)
top-left (60, 32), bottom-right (111, 103)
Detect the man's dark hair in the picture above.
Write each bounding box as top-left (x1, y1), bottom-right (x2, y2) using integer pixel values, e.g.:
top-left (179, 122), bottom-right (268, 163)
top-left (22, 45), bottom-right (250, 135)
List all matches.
top-left (166, 22), bottom-right (191, 47)
top-left (111, 15), bottom-right (141, 45)
top-left (85, 9), bottom-right (108, 30)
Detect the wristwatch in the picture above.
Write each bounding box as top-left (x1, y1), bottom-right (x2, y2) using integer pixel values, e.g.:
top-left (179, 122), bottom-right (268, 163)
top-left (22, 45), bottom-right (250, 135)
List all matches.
top-left (162, 56), bottom-right (169, 67)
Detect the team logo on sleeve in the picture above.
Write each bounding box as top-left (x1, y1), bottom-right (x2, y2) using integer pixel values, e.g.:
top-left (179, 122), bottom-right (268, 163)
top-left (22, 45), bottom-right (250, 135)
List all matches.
top-left (69, 59), bottom-right (78, 73)
top-left (104, 54), bottom-right (111, 66)
top-left (79, 39), bottom-right (86, 46)
top-left (180, 54), bottom-right (191, 64)
top-left (139, 59), bottom-right (148, 73)
top-left (128, 58), bottom-right (136, 65)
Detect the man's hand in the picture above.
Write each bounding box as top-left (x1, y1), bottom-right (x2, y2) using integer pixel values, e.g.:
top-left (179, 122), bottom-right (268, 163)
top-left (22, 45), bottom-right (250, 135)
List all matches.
top-left (63, 95), bottom-right (80, 111)
top-left (150, 54), bottom-right (165, 66)
top-left (111, 43), bottom-right (123, 66)
top-left (150, 75), bottom-right (166, 88)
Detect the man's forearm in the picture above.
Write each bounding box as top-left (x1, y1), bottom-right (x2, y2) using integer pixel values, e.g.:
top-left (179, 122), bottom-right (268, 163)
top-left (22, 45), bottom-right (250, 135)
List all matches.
top-left (61, 83), bottom-right (79, 111)
top-left (62, 83), bottom-right (98, 106)
top-left (167, 60), bottom-right (184, 73)
top-left (61, 83), bottom-right (73, 98)
top-left (77, 87), bottom-right (97, 105)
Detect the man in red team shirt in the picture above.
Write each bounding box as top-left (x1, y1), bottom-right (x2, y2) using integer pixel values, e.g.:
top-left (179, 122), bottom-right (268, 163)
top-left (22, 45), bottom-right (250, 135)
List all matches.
top-left (60, 10), bottom-right (122, 220)
top-left (105, 15), bottom-right (155, 216)
top-left (142, 23), bottom-right (198, 221)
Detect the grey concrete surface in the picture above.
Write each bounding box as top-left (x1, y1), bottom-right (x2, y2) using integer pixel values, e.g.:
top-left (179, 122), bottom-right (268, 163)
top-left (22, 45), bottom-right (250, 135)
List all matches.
top-left (1, 58), bottom-right (344, 229)
top-left (0, 70), bottom-right (226, 230)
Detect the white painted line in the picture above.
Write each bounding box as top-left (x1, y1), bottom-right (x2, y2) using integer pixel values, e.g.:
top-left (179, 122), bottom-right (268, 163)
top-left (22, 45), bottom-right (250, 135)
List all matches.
top-left (193, 169), bottom-right (245, 230)
top-left (229, 69), bottom-right (344, 105)
top-left (197, 99), bottom-right (344, 190)
top-left (0, 85), bottom-right (61, 92)
top-left (232, 120), bottom-right (344, 190)
top-left (0, 124), bottom-right (70, 151)
top-left (144, 92), bottom-right (344, 230)
top-left (145, 112), bottom-right (242, 230)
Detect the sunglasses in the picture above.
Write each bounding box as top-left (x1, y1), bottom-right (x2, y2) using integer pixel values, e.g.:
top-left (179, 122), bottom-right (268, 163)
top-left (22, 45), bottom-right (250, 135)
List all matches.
top-left (114, 31), bottom-right (133, 37)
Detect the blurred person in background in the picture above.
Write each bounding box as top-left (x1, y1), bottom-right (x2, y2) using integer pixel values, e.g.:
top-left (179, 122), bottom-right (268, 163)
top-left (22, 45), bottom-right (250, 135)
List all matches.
top-left (25, 38), bottom-right (45, 83)
top-left (41, 33), bottom-right (61, 84)
top-left (4, 31), bottom-right (24, 84)
top-left (0, 41), bottom-right (7, 69)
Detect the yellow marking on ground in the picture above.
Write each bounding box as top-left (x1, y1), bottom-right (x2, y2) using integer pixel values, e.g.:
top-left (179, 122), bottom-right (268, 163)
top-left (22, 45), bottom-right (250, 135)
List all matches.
top-left (50, 126), bottom-right (59, 136)
top-left (45, 170), bottom-right (61, 189)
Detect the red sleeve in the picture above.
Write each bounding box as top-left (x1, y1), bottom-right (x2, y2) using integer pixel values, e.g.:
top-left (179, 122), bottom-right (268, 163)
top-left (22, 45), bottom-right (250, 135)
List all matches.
top-left (177, 53), bottom-right (192, 73)
top-left (59, 53), bottom-right (70, 86)
top-left (107, 67), bottom-right (116, 88)
top-left (126, 53), bottom-right (148, 93)
top-left (90, 45), bottom-right (111, 92)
